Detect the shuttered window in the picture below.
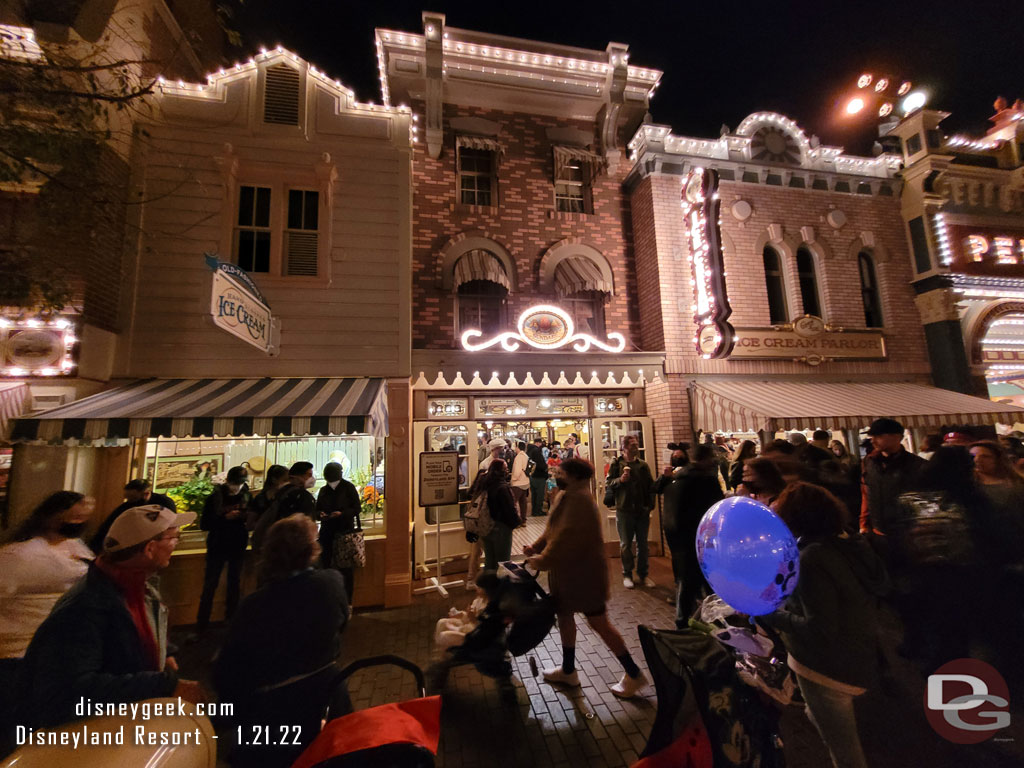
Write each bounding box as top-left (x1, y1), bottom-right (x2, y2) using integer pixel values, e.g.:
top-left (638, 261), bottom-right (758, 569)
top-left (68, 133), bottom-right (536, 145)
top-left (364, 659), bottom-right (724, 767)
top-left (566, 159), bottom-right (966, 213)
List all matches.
top-left (285, 190), bottom-right (319, 276)
top-left (233, 185), bottom-right (321, 277)
top-left (763, 246), bottom-right (789, 324)
top-left (263, 64), bottom-right (301, 126)
top-left (796, 246), bottom-right (822, 318)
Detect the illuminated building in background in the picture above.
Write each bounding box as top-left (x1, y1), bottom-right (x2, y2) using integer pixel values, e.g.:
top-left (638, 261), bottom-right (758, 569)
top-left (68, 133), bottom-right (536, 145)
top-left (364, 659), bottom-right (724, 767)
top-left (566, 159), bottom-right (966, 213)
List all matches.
top-left (889, 99), bottom-right (1024, 401)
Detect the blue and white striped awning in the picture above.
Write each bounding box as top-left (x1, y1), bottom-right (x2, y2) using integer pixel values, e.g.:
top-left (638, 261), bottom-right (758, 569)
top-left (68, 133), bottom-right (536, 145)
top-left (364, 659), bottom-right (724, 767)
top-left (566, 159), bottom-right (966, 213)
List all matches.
top-left (11, 378), bottom-right (388, 443)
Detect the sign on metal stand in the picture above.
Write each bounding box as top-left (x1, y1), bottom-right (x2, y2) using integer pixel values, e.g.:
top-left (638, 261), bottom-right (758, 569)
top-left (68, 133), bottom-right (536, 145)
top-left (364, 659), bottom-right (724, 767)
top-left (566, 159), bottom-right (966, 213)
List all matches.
top-left (414, 451), bottom-right (464, 597)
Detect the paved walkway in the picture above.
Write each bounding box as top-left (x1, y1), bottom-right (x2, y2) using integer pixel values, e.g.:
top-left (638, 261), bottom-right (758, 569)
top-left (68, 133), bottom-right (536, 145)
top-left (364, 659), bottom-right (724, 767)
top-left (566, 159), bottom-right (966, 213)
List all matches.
top-left (173, 553), bottom-right (1022, 767)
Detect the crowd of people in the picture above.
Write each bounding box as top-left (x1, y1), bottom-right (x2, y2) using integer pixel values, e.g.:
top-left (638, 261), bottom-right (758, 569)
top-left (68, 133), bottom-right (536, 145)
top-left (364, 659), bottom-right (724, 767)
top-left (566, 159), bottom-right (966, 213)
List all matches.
top-left (0, 460), bottom-right (364, 765)
top-left (653, 420), bottom-right (1024, 768)
top-left (2, 422), bottom-right (1021, 766)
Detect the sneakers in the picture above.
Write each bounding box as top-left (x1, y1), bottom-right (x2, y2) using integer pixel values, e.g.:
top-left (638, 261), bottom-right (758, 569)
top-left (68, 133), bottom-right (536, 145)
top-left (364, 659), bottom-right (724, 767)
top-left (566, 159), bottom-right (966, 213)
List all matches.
top-left (642, 577), bottom-right (656, 588)
top-left (542, 667), bottom-right (581, 687)
top-left (623, 576), bottom-right (635, 589)
top-left (610, 670), bottom-right (649, 698)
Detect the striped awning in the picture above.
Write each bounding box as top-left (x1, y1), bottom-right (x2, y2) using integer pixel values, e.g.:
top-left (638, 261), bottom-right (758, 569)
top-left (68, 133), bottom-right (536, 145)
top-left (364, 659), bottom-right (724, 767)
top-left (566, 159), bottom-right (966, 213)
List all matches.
top-left (552, 145), bottom-right (607, 184)
top-left (11, 378), bottom-right (389, 444)
top-left (554, 255), bottom-right (613, 296)
top-left (692, 380), bottom-right (1024, 434)
top-left (453, 250), bottom-right (510, 291)
top-left (456, 134), bottom-right (504, 155)
top-left (0, 382), bottom-right (29, 440)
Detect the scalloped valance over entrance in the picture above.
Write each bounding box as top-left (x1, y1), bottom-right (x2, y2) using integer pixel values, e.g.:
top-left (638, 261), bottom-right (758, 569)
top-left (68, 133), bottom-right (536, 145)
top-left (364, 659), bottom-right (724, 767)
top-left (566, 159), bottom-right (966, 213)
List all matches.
top-left (453, 250), bottom-right (510, 291)
top-left (554, 255), bottom-right (613, 295)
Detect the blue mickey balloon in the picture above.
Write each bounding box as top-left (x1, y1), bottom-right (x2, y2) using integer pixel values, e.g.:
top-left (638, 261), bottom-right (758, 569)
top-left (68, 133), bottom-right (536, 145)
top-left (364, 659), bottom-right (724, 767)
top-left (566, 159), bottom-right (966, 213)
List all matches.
top-left (695, 496), bottom-right (800, 616)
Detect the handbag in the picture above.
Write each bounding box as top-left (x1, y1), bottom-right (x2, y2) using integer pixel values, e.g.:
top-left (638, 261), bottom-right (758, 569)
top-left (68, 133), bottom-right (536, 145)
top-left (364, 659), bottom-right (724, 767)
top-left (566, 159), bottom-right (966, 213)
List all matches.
top-left (463, 491), bottom-right (494, 538)
top-left (602, 457), bottom-right (620, 508)
top-left (332, 516), bottom-right (366, 568)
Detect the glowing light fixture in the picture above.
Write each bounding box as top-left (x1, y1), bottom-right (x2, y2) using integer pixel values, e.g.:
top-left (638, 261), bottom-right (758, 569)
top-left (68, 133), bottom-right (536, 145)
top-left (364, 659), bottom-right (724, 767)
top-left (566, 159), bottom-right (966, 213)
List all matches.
top-left (874, 78), bottom-right (889, 93)
top-left (901, 90), bottom-right (927, 115)
top-left (878, 102), bottom-right (893, 117)
top-left (857, 74), bottom-right (872, 88)
top-left (846, 97), bottom-right (866, 115)
top-left (897, 81), bottom-right (912, 96)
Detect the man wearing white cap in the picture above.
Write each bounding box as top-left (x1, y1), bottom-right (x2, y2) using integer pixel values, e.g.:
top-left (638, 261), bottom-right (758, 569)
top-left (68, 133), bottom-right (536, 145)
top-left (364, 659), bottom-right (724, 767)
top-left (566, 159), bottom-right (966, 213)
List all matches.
top-left (19, 504), bottom-right (205, 728)
top-left (479, 437), bottom-right (507, 475)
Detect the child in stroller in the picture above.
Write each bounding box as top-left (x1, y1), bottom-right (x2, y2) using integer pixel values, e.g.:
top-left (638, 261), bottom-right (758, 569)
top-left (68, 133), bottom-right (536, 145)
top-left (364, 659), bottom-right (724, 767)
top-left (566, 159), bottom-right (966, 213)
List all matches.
top-left (430, 563), bottom-right (555, 684)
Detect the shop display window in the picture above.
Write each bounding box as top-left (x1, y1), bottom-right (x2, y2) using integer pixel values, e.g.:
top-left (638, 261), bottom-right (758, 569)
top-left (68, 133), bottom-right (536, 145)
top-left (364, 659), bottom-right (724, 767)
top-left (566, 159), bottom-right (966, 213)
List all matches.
top-left (137, 434), bottom-right (386, 535)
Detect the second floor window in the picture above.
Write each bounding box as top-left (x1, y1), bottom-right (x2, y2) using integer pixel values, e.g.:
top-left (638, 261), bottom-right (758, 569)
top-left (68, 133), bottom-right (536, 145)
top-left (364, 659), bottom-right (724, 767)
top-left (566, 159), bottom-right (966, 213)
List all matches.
top-left (763, 246), bottom-right (789, 324)
top-left (555, 159), bottom-right (586, 213)
top-left (858, 252), bottom-right (883, 327)
top-left (457, 147), bottom-right (496, 206)
top-left (796, 246), bottom-right (822, 317)
top-left (236, 185), bottom-right (272, 273)
top-left (234, 184), bottom-right (321, 277)
top-left (457, 280), bottom-right (507, 336)
top-left (562, 291), bottom-right (606, 336)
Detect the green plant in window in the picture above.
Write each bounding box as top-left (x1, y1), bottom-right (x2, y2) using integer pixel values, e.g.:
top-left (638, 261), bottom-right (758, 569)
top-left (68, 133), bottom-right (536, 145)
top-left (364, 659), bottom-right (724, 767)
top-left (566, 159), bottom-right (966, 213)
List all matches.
top-left (165, 469), bottom-right (215, 530)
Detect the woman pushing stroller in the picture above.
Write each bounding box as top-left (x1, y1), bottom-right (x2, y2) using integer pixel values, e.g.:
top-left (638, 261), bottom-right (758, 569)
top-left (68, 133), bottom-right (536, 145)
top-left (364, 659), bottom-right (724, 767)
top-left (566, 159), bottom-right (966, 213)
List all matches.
top-left (525, 458), bottom-right (649, 698)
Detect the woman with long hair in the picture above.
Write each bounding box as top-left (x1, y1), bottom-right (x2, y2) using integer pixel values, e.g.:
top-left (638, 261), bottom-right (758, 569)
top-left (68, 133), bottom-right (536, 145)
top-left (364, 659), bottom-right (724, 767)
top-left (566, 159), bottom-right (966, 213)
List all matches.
top-left (469, 458), bottom-right (519, 572)
top-left (739, 456), bottom-right (787, 506)
top-left (525, 459), bottom-right (648, 698)
top-left (1, 492), bottom-right (94, 660)
top-left (760, 483), bottom-right (888, 768)
top-left (728, 439), bottom-right (757, 491)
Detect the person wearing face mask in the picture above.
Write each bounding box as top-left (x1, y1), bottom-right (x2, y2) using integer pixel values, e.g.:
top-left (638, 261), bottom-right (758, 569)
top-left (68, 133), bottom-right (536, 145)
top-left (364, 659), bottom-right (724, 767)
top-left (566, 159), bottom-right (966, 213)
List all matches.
top-left (0, 492), bottom-right (94, 668)
top-left (196, 466), bottom-right (251, 635)
top-left (316, 462), bottom-right (362, 602)
top-left (247, 464), bottom-right (289, 556)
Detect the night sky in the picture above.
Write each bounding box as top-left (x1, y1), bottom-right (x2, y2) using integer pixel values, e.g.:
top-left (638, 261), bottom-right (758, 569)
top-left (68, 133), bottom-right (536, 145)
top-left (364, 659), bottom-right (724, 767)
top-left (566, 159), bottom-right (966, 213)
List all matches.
top-left (239, 0), bottom-right (1022, 155)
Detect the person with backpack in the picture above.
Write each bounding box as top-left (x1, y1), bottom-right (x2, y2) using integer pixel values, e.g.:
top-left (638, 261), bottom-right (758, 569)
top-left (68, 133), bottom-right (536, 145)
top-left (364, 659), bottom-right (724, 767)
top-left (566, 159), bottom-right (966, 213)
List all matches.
top-left (196, 466), bottom-right (251, 634)
top-left (275, 461), bottom-right (318, 520)
top-left (894, 446), bottom-right (985, 673)
top-left (758, 482), bottom-right (889, 768)
top-left (467, 459), bottom-right (519, 573)
top-left (605, 434), bottom-right (656, 589)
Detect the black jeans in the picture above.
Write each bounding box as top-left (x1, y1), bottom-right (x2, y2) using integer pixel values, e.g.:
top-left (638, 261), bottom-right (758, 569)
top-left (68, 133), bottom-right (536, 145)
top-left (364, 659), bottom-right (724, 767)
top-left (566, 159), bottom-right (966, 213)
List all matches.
top-left (197, 548), bottom-right (245, 631)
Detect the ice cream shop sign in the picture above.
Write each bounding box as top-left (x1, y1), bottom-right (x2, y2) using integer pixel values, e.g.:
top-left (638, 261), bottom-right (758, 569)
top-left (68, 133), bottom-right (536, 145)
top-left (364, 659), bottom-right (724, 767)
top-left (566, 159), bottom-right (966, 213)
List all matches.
top-left (207, 255), bottom-right (280, 355)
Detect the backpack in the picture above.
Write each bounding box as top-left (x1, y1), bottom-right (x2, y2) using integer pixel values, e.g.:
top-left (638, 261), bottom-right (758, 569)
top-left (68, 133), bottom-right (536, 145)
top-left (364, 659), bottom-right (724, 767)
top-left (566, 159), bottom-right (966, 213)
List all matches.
top-left (602, 457), bottom-right (622, 508)
top-left (464, 491), bottom-right (495, 538)
top-left (899, 492), bottom-right (975, 567)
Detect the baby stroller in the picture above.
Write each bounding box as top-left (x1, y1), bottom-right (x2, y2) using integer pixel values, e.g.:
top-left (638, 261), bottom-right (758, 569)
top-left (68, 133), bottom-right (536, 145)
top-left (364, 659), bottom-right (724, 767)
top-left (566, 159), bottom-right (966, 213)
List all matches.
top-left (290, 655), bottom-right (441, 768)
top-left (433, 561), bottom-right (556, 683)
top-left (635, 610), bottom-right (789, 768)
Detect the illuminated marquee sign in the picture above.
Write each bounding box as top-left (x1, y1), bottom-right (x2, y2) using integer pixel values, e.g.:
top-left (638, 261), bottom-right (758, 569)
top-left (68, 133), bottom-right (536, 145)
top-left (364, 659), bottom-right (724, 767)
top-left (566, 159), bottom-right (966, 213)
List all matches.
top-left (461, 304), bottom-right (626, 353)
top-left (681, 167), bottom-right (734, 358)
top-left (944, 224), bottom-right (1024, 276)
top-left (0, 316), bottom-right (77, 377)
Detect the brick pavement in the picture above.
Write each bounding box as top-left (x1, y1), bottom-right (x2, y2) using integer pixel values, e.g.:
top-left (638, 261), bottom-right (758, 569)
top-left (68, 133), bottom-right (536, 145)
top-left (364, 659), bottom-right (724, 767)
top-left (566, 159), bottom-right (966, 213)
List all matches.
top-left (173, 554), bottom-right (1022, 768)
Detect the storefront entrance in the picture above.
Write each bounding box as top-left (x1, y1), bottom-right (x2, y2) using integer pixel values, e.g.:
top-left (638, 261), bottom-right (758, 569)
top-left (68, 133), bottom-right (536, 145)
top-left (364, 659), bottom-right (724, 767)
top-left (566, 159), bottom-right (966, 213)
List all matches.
top-left (413, 395), bottom-right (654, 574)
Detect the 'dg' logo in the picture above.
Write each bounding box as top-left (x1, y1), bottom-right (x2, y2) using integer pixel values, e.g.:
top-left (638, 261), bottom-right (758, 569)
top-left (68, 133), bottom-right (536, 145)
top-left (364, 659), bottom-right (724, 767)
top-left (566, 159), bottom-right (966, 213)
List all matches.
top-left (925, 659), bottom-right (1011, 744)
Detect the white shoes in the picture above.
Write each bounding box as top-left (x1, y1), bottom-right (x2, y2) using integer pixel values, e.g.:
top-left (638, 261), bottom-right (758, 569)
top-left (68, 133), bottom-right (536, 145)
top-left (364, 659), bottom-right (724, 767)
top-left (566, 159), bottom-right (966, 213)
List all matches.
top-left (642, 577), bottom-right (657, 588)
top-left (610, 670), bottom-right (649, 698)
top-left (623, 576), bottom-right (635, 589)
top-left (542, 666), bottom-right (581, 687)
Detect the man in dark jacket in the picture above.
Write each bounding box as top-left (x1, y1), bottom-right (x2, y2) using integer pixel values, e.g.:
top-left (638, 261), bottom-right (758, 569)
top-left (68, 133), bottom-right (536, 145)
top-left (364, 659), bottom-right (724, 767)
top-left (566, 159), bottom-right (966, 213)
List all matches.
top-left (19, 505), bottom-right (204, 728)
top-left (316, 461), bottom-right (362, 601)
top-left (196, 466), bottom-right (251, 634)
top-left (860, 418), bottom-right (926, 550)
top-left (656, 444), bottom-right (724, 625)
top-left (606, 434), bottom-right (655, 589)
top-left (89, 478), bottom-right (177, 553)
top-left (527, 437), bottom-right (549, 516)
top-left (275, 461), bottom-right (318, 520)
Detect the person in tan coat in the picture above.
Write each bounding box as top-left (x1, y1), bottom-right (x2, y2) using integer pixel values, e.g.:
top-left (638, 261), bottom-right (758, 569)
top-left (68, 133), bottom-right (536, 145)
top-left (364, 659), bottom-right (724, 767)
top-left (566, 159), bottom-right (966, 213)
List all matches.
top-left (525, 458), bottom-right (649, 698)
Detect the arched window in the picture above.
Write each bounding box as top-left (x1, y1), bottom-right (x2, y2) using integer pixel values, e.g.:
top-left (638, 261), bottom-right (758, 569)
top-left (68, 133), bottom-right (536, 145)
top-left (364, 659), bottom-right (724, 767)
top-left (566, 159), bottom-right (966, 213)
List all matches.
top-left (763, 246), bottom-right (789, 323)
top-left (858, 251), bottom-right (883, 327)
top-left (796, 246), bottom-right (822, 317)
top-left (456, 279), bottom-right (507, 336)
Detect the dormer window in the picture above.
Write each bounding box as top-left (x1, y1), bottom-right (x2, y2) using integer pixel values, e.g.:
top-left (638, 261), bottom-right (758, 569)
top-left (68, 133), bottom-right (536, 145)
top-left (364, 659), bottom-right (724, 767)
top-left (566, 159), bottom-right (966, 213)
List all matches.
top-left (263, 64), bottom-right (301, 126)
